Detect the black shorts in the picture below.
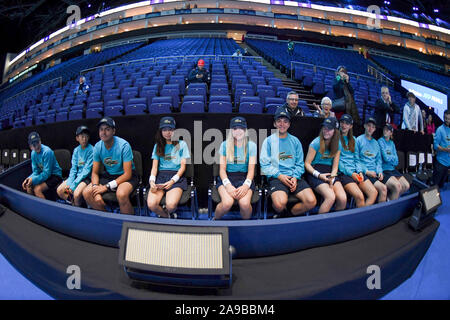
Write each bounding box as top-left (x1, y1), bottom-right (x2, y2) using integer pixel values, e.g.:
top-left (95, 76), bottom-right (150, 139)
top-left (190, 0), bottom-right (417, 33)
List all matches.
top-left (44, 175), bottom-right (63, 190)
top-left (382, 170), bottom-right (404, 184)
top-left (156, 170), bottom-right (187, 191)
top-left (268, 177), bottom-right (310, 196)
top-left (217, 171), bottom-right (255, 191)
top-left (306, 164), bottom-right (340, 189)
top-left (99, 171), bottom-right (139, 190)
top-left (339, 173), bottom-right (368, 187)
top-left (367, 175), bottom-right (383, 185)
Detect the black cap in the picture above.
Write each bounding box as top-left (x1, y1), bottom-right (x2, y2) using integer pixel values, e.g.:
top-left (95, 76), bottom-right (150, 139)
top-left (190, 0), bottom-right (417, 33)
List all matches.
top-left (159, 116), bottom-right (176, 129)
top-left (322, 117), bottom-right (338, 130)
top-left (274, 107), bottom-right (291, 121)
top-left (28, 132), bottom-right (40, 145)
top-left (97, 116), bottom-right (115, 128)
top-left (340, 114), bottom-right (353, 124)
top-left (365, 117), bottom-right (377, 125)
top-left (407, 91), bottom-right (416, 98)
top-left (76, 125), bottom-right (90, 136)
top-left (384, 123), bottom-right (394, 132)
top-left (230, 116), bottom-right (247, 129)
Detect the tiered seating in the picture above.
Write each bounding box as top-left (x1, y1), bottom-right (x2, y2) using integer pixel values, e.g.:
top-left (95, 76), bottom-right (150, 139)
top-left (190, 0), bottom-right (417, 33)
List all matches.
top-left (246, 39), bottom-right (375, 75)
top-left (1, 43), bottom-right (143, 129)
top-left (372, 55), bottom-right (450, 90)
top-left (247, 38), bottom-right (407, 122)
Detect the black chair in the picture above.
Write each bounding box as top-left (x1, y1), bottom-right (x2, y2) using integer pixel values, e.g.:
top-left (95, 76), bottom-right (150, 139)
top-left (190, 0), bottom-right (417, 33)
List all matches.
top-left (9, 149), bottom-right (19, 166)
top-left (53, 149), bottom-right (72, 178)
top-left (102, 150), bottom-right (143, 214)
top-left (143, 163), bottom-right (198, 219)
top-left (396, 150), bottom-right (405, 173)
top-left (19, 149), bottom-right (31, 163)
top-left (1, 149), bottom-right (10, 169)
top-left (207, 163), bottom-right (262, 220)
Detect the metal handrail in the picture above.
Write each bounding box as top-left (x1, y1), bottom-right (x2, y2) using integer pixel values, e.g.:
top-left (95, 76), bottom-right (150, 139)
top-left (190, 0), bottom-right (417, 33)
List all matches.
top-left (290, 60), bottom-right (381, 84)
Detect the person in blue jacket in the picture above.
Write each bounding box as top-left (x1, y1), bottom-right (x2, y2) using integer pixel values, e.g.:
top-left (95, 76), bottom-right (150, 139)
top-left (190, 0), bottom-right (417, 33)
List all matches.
top-left (338, 114), bottom-right (378, 207)
top-left (260, 108), bottom-right (316, 217)
top-left (214, 117), bottom-right (257, 220)
top-left (355, 117), bottom-right (387, 203)
top-left (57, 126), bottom-right (94, 206)
top-left (378, 124), bottom-right (410, 200)
top-left (82, 117), bottom-right (139, 215)
top-left (22, 132), bottom-right (63, 199)
top-left (147, 116), bottom-right (191, 219)
top-left (432, 110), bottom-right (450, 188)
top-left (304, 117), bottom-right (347, 213)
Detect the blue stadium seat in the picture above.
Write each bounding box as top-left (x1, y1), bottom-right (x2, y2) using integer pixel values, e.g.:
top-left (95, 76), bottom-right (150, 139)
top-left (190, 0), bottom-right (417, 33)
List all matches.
top-left (239, 102), bottom-right (263, 114)
top-left (209, 101), bottom-right (233, 113)
top-left (181, 101), bottom-right (205, 113)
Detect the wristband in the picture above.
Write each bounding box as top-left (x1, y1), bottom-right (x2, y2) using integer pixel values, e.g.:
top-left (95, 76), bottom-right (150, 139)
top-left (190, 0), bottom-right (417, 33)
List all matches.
top-left (107, 180), bottom-right (118, 191)
top-left (222, 178), bottom-right (231, 186)
top-left (149, 175), bottom-right (156, 184)
top-left (313, 170), bottom-right (321, 178)
top-left (243, 179), bottom-right (252, 187)
top-left (171, 174), bottom-right (180, 183)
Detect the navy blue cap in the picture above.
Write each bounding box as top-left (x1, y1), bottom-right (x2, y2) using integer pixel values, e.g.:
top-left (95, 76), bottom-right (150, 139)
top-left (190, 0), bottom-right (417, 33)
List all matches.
top-left (230, 116), bottom-right (247, 129)
top-left (159, 116), bottom-right (176, 129)
top-left (97, 116), bottom-right (116, 128)
top-left (365, 117), bottom-right (376, 125)
top-left (28, 132), bottom-right (40, 145)
top-left (274, 107), bottom-right (291, 121)
top-left (340, 114), bottom-right (353, 124)
top-left (384, 123), bottom-right (394, 131)
top-left (322, 117), bottom-right (338, 130)
top-left (76, 125), bottom-right (90, 136)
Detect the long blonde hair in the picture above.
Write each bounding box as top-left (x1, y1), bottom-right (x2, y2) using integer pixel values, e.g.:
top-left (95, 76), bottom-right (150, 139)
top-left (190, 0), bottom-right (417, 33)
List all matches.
top-left (225, 129), bottom-right (249, 164)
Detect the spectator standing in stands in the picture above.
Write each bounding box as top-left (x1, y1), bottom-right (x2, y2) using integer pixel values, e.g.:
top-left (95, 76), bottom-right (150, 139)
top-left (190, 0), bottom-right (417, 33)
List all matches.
top-left (287, 39), bottom-right (295, 57)
top-left (243, 48), bottom-right (251, 56)
top-left (214, 117), bottom-right (257, 220)
top-left (432, 110), bottom-right (450, 188)
top-left (401, 92), bottom-right (424, 134)
top-left (422, 110), bottom-right (427, 133)
top-left (338, 114), bottom-right (378, 207)
top-left (426, 114), bottom-right (436, 135)
top-left (147, 117), bottom-right (190, 219)
top-left (57, 126), bottom-right (94, 206)
top-left (378, 124), bottom-right (410, 200)
top-left (304, 117), bottom-right (347, 213)
top-left (187, 59), bottom-right (210, 85)
top-left (22, 132), bottom-right (63, 199)
top-left (374, 86), bottom-right (400, 128)
top-left (313, 97), bottom-right (336, 118)
top-left (260, 109), bottom-right (317, 217)
top-left (232, 49), bottom-right (242, 57)
top-left (278, 91), bottom-right (305, 118)
top-left (83, 117), bottom-right (139, 215)
top-left (333, 66), bottom-right (361, 125)
top-left (75, 76), bottom-right (89, 95)
top-left (355, 118), bottom-right (388, 203)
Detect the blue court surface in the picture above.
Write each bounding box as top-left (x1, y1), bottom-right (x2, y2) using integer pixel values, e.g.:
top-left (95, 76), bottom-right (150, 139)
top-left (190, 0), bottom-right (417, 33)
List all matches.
top-left (1, 189), bottom-right (449, 300)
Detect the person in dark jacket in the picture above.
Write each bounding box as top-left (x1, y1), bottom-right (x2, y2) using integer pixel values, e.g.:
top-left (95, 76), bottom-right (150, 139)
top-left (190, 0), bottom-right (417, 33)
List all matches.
top-left (333, 66), bottom-right (361, 125)
top-left (187, 59), bottom-right (210, 84)
top-left (278, 91), bottom-right (305, 118)
top-left (374, 86), bottom-right (400, 128)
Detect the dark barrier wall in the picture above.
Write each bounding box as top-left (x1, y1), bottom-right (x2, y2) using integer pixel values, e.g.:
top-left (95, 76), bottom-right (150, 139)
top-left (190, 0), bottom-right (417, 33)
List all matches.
top-left (0, 113), bottom-right (432, 205)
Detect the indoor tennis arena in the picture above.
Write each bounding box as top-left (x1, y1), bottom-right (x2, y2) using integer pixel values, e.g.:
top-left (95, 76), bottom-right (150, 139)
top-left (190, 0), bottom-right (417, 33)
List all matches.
top-left (0, 0), bottom-right (449, 304)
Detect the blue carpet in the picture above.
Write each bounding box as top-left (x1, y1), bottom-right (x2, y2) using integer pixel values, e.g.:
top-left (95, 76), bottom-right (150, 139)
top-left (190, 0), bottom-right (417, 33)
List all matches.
top-left (1, 188), bottom-right (449, 300)
top-left (381, 188), bottom-right (450, 300)
top-left (0, 254), bottom-right (53, 300)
